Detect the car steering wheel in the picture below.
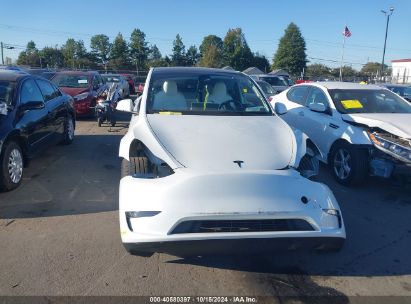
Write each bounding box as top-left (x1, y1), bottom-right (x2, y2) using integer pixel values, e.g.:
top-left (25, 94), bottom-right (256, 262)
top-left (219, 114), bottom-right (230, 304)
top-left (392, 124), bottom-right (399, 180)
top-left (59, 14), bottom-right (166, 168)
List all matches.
top-left (218, 100), bottom-right (236, 111)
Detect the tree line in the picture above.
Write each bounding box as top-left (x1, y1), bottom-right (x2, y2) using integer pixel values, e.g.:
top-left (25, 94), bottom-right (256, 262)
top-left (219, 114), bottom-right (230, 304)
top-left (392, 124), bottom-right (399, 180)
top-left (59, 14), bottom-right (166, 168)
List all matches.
top-left (16, 23), bottom-right (311, 76)
top-left (16, 22), bottom-right (387, 80)
top-left (306, 62), bottom-right (391, 80)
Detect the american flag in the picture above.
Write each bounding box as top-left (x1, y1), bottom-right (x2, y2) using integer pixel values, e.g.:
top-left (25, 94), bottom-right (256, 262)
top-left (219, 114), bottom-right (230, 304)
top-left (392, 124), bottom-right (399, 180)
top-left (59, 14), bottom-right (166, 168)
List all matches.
top-left (343, 26), bottom-right (352, 37)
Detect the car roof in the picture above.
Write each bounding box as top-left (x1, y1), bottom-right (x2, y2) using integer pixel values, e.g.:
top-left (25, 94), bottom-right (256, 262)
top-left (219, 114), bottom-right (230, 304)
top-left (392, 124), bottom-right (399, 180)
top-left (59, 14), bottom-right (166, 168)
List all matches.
top-left (304, 81), bottom-right (384, 90)
top-left (102, 74), bottom-right (122, 77)
top-left (152, 67), bottom-right (242, 76)
top-left (54, 70), bottom-right (98, 76)
top-left (379, 83), bottom-right (410, 88)
top-left (0, 70), bottom-right (30, 82)
top-left (256, 75), bottom-right (281, 78)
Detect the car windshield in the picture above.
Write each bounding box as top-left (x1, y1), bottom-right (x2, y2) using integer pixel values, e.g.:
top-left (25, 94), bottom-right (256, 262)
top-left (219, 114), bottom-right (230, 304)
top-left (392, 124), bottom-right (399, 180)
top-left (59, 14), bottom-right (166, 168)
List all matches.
top-left (260, 76), bottom-right (288, 86)
top-left (257, 81), bottom-right (275, 95)
top-left (52, 74), bottom-right (89, 88)
top-left (328, 89), bottom-right (411, 114)
top-left (0, 81), bottom-right (15, 106)
top-left (386, 86), bottom-right (411, 98)
top-left (102, 75), bottom-right (120, 83)
top-left (146, 73), bottom-right (272, 116)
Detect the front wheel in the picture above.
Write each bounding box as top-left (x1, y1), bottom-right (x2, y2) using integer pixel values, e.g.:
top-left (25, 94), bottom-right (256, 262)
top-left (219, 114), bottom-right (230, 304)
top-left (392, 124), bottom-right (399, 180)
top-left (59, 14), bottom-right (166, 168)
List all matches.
top-left (61, 115), bottom-right (74, 145)
top-left (0, 141), bottom-right (24, 192)
top-left (330, 142), bottom-right (369, 186)
top-left (121, 157), bottom-right (150, 178)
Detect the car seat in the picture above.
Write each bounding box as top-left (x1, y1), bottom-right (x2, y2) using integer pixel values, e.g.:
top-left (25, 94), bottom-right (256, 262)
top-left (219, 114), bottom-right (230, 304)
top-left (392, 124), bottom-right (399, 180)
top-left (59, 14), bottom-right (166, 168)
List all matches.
top-left (153, 80), bottom-right (187, 111)
top-left (207, 82), bottom-right (232, 105)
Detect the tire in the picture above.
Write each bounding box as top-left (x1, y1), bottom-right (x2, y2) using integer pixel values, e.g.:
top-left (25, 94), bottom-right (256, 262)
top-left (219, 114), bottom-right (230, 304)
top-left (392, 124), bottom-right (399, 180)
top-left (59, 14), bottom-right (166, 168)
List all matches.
top-left (61, 115), bottom-right (75, 145)
top-left (0, 141), bottom-right (24, 192)
top-left (330, 142), bottom-right (369, 186)
top-left (121, 157), bottom-right (150, 178)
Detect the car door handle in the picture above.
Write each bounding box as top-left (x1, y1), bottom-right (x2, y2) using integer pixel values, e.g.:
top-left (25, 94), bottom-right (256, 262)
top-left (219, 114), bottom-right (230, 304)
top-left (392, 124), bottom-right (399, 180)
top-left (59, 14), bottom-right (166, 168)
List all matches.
top-left (298, 111), bottom-right (305, 117)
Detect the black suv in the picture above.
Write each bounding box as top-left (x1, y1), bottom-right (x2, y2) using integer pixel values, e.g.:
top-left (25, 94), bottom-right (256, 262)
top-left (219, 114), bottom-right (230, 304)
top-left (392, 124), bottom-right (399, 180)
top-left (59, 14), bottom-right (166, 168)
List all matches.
top-left (0, 70), bottom-right (75, 191)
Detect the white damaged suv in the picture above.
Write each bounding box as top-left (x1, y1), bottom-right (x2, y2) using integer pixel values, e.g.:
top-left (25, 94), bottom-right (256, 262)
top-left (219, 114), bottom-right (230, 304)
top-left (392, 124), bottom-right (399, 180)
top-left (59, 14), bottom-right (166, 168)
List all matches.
top-left (116, 68), bottom-right (345, 257)
top-left (271, 82), bottom-right (411, 186)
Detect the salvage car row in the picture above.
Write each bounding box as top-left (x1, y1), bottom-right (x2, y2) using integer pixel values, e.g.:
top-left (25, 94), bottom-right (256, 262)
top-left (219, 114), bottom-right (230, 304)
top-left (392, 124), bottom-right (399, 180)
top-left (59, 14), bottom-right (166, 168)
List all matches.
top-left (1, 67), bottom-right (410, 258)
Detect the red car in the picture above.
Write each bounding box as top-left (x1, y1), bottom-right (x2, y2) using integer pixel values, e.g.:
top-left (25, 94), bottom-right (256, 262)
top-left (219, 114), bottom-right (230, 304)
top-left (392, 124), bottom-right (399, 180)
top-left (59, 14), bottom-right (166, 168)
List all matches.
top-left (52, 71), bottom-right (106, 117)
top-left (121, 73), bottom-right (136, 94)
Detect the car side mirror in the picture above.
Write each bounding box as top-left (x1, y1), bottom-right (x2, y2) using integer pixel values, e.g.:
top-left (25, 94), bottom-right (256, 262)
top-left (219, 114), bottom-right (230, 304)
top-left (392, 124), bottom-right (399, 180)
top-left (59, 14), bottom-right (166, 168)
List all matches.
top-left (20, 101), bottom-right (45, 111)
top-left (116, 98), bottom-right (137, 114)
top-left (274, 102), bottom-right (288, 115)
top-left (308, 103), bottom-right (327, 113)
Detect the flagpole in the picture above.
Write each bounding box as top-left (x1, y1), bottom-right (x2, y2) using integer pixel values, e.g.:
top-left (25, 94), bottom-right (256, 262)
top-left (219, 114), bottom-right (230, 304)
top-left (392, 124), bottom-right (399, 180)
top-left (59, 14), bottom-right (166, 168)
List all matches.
top-left (339, 32), bottom-right (346, 82)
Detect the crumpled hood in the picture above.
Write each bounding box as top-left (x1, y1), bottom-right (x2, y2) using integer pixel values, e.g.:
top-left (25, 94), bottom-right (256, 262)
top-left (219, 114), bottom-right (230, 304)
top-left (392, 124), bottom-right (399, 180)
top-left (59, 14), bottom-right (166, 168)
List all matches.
top-left (59, 87), bottom-right (89, 97)
top-left (342, 113), bottom-right (411, 139)
top-left (146, 115), bottom-right (294, 171)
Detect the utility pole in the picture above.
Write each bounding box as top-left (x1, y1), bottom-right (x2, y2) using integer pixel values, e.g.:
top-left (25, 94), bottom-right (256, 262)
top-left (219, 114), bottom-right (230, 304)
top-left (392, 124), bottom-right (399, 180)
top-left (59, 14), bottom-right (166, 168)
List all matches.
top-left (381, 7), bottom-right (394, 81)
top-left (1, 42), bottom-right (4, 65)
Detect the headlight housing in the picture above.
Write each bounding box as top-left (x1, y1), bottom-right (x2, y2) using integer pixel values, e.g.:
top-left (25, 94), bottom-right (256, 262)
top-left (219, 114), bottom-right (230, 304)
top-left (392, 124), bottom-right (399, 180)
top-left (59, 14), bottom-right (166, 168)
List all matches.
top-left (74, 92), bottom-right (89, 101)
top-left (368, 131), bottom-right (411, 163)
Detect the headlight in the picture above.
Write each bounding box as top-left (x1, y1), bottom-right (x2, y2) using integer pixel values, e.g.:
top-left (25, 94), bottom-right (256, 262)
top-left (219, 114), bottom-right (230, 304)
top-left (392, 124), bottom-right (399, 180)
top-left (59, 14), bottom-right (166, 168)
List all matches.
top-left (368, 132), bottom-right (411, 163)
top-left (321, 209), bottom-right (341, 229)
top-left (74, 92), bottom-right (89, 101)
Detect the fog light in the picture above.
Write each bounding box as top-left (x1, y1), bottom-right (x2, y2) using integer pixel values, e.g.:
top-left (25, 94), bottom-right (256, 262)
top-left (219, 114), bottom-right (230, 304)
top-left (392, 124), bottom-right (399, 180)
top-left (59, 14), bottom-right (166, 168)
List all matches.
top-left (321, 209), bottom-right (341, 229)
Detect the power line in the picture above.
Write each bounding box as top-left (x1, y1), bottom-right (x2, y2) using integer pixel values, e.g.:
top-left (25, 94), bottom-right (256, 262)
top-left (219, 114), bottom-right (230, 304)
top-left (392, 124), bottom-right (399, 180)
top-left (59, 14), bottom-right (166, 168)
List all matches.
top-left (2, 22), bottom-right (411, 53)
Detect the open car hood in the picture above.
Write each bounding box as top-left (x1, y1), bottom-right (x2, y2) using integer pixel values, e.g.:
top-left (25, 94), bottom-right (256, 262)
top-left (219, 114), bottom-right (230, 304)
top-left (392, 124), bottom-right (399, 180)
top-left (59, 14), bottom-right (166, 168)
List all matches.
top-left (146, 115), bottom-right (294, 171)
top-left (342, 113), bottom-right (411, 139)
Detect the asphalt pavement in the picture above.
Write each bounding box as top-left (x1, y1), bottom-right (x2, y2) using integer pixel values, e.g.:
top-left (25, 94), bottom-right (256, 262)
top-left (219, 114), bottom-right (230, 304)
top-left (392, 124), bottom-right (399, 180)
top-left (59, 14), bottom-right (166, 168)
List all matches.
top-left (0, 112), bottom-right (411, 301)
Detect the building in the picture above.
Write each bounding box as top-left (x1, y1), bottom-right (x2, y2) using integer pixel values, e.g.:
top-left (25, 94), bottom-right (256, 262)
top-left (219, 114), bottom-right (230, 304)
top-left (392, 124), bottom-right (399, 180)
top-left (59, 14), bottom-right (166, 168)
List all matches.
top-left (391, 59), bottom-right (411, 84)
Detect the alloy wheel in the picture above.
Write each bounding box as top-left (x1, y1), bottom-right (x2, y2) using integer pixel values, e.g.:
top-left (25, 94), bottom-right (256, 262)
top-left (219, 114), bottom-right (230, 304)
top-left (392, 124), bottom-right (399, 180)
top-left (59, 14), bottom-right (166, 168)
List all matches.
top-left (8, 148), bottom-right (23, 184)
top-left (333, 148), bottom-right (351, 180)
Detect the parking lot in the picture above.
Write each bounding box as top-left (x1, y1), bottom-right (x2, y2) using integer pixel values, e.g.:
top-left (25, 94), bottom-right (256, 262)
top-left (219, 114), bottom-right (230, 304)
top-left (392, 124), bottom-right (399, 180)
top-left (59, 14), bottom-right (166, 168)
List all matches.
top-left (0, 111), bottom-right (410, 300)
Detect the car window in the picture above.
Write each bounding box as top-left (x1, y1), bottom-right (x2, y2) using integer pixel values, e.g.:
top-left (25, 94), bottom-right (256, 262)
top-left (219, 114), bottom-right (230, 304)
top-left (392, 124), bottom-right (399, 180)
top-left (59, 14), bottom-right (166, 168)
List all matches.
top-left (0, 81), bottom-right (15, 106)
top-left (329, 89), bottom-right (411, 114)
top-left (286, 86), bottom-right (310, 105)
top-left (36, 79), bottom-right (56, 102)
top-left (53, 74), bottom-right (89, 88)
top-left (260, 76), bottom-right (288, 86)
top-left (50, 83), bottom-right (62, 98)
top-left (92, 76), bottom-right (100, 89)
top-left (257, 81), bottom-right (275, 95)
top-left (97, 75), bottom-right (103, 86)
top-left (20, 79), bottom-right (44, 104)
top-left (305, 87), bottom-right (329, 108)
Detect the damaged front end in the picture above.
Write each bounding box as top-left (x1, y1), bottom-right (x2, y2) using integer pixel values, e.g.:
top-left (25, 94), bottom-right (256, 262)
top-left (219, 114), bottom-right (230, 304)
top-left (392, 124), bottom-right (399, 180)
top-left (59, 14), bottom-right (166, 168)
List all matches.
top-left (367, 130), bottom-right (411, 178)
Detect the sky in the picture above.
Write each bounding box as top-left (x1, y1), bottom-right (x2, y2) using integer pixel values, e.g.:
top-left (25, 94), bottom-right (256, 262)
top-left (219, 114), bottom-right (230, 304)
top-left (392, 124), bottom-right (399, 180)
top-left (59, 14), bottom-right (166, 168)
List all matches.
top-left (1, 0), bottom-right (410, 69)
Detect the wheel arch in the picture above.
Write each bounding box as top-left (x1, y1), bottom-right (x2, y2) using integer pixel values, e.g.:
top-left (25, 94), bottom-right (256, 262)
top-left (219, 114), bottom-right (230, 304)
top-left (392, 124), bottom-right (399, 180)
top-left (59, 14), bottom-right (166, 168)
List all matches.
top-left (327, 138), bottom-right (371, 164)
top-left (1, 130), bottom-right (29, 165)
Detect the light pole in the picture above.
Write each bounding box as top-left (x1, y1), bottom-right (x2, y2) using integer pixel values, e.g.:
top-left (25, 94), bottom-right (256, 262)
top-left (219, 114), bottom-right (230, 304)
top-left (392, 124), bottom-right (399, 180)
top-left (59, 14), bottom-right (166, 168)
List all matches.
top-left (380, 6), bottom-right (394, 81)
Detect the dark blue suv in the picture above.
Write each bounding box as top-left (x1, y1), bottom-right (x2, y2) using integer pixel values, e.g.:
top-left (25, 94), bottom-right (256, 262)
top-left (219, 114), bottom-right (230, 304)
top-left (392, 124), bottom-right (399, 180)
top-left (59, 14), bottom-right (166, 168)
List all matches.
top-left (0, 70), bottom-right (75, 191)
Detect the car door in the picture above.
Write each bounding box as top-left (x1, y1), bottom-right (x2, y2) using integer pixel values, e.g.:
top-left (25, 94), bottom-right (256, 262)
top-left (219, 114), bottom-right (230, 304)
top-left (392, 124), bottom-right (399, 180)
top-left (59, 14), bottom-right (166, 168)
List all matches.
top-left (299, 86), bottom-right (339, 159)
top-left (279, 85), bottom-right (310, 130)
top-left (36, 79), bottom-right (66, 138)
top-left (17, 78), bottom-right (50, 154)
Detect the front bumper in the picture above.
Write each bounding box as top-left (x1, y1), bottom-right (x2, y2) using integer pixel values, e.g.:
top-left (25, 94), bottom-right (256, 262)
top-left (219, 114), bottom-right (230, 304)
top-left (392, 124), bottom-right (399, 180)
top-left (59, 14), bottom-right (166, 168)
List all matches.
top-left (119, 169), bottom-right (345, 256)
top-left (123, 237), bottom-right (345, 257)
top-left (74, 98), bottom-right (94, 116)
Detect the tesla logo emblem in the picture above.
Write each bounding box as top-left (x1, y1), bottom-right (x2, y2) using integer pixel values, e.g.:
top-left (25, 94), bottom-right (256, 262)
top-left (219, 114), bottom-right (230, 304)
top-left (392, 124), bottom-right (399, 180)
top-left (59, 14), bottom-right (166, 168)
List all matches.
top-left (233, 160), bottom-right (244, 168)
